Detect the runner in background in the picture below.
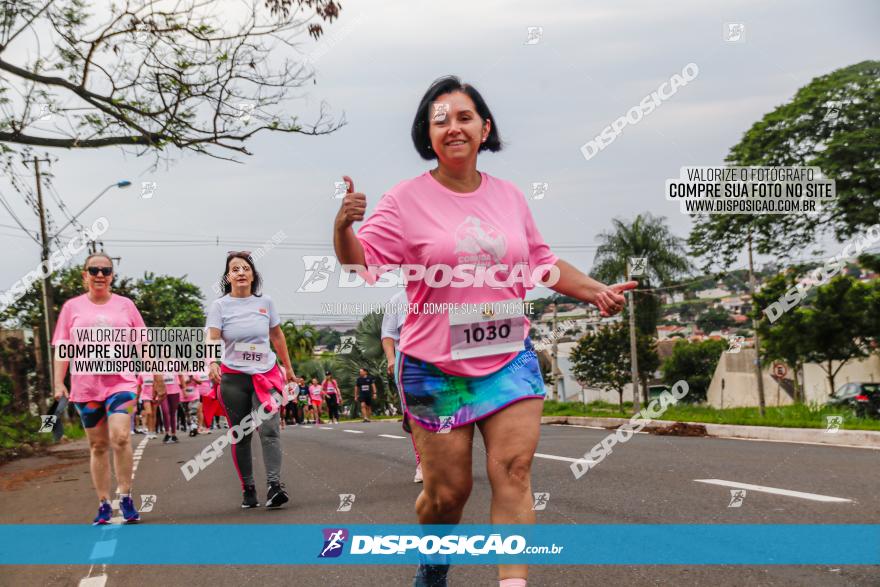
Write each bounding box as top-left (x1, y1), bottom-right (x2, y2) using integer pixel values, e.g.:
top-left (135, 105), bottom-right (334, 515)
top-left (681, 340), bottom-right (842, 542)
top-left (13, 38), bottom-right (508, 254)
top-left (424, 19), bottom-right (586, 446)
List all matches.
top-left (192, 367), bottom-right (213, 434)
top-left (181, 374), bottom-right (201, 437)
top-left (355, 368), bottom-right (377, 422)
top-left (207, 251), bottom-right (296, 509)
top-left (308, 377), bottom-right (323, 424)
top-left (322, 370), bottom-right (342, 424)
top-left (137, 373), bottom-right (159, 439)
top-left (159, 373), bottom-right (184, 444)
top-left (382, 289), bottom-right (421, 482)
top-left (52, 252), bottom-right (165, 525)
top-left (296, 377), bottom-right (310, 424)
top-left (333, 76), bottom-right (636, 587)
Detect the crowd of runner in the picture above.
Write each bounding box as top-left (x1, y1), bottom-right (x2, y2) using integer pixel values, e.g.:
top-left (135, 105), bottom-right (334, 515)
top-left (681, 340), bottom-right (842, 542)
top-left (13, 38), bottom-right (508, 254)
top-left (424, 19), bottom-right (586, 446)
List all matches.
top-left (50, 75), bottom-right (635, 587)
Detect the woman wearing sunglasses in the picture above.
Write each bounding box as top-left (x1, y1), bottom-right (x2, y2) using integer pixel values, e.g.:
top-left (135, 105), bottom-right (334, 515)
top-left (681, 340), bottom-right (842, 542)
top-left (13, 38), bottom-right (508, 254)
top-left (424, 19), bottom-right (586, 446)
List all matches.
top-left (52, 253), bottom-right (164, 525)
top-left (333, 76), bottom-right (636, 586)
top-left (206, 251), bottom-right (297, 509)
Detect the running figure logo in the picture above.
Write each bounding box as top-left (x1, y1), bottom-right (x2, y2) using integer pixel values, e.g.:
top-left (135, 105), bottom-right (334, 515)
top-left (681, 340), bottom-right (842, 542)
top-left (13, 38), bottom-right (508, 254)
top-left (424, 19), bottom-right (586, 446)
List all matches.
top-left (141, 181), bottom-right (157, 199)
top-left (38, 415), bottom-right (57, 433)
top-left (825, 415), bottom-right (843, 433)
top-left (337, 336), bottom-right (355, 354)
top-left (333, 180), bottom-right (349, 199)
top-left (524, 26), bottom-right (543, 45)
top-left (724, 23), bottom-right (745, 43)
top-left (437, 416), bottom-right (454, 434)
top-left (628, 257), bottom-right (647, 277)
top-left (318, 528), bottom-right (349, 558)
top-left (140, 495), bottom-right (157, 512)
top-left (532, 492), bottom-right (550, 511)
top-left (298, 256), bottom-right (338, 293)
top-left (431, 103), bottom-right (449, 123)
top-left (726, 335), bottom-right (744, 354)
top-left (337, 494), bottom-right (356, 512)
top-left (727, 489), bottom-right (746, 508)
top-left (531, 182), bottom-right (549, 200)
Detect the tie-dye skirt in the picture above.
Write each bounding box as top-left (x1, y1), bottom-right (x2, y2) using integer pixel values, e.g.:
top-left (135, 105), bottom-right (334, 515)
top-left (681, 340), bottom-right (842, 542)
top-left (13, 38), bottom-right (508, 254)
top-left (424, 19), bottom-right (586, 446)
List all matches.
top-left (395, 338), bottom-right (545, 432)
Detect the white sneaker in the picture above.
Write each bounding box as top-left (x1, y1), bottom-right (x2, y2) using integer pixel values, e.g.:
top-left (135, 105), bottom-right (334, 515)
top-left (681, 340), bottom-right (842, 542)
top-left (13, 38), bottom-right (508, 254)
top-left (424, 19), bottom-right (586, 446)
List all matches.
top-left (147, 433), bottom-right (157, 439)
top-left (413, 463), bottom-right (423, 484)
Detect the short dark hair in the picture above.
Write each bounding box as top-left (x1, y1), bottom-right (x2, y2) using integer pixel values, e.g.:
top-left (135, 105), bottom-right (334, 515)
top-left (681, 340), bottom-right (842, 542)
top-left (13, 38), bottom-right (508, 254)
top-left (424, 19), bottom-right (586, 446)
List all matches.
top-left (411, 75), bottom-right (502, 160)
top-left (221, 253), bottom-right (262, 296)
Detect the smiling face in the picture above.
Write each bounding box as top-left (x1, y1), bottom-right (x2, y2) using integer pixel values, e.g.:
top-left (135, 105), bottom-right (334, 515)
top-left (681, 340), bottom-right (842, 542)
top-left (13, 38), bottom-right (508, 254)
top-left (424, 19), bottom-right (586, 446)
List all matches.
top-left (428, 91), bottom-right (491, 166)
top-left (82, 255), bottom-right (113, 294)
top-left (226, 256), bottom-right (254, 293)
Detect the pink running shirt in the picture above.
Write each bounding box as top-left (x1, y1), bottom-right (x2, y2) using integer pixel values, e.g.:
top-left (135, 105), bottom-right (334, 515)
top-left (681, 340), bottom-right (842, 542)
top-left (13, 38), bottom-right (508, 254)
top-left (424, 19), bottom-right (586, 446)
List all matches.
top-left (52, 293), bottom-right (146, 403)
top-left (356, 172), bottom-right (558, 377)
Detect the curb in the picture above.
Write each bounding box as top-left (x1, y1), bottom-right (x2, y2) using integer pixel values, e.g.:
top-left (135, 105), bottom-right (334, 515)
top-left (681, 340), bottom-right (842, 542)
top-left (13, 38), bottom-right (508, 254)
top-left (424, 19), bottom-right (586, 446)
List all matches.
top-left (541, 416), bottom-right (880, 449)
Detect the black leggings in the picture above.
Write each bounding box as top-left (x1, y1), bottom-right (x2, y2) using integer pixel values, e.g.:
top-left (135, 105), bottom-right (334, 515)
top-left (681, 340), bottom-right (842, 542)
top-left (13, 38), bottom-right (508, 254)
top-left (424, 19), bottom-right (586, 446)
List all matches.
top-left (218, 372), bottom-right (282, 488)
top-left (326, 398), bottom-right (340, 421)
top-left (160, 394), bottom-right (180, 434)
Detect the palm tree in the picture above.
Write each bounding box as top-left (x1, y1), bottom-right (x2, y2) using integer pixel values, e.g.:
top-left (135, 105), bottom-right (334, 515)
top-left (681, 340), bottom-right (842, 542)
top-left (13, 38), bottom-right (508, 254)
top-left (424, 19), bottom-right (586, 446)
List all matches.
top-left (336, 311), bottom-right (396, 417)
top-left (592, 213), bottom-right (691, 336)
top-left (280, 320), bottom-right (318, 363)
top-left (592, 213), bottom-right (690, 403)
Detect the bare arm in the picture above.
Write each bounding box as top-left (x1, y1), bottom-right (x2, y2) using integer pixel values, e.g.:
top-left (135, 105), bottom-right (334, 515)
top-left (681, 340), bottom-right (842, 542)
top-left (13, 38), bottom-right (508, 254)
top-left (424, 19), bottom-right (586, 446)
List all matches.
top-left (269, 325), bottom-right (296, 381)
top-left (549, 259), bottom-right (637, 316)
top-left (333, 175), bottom-right (367, 267)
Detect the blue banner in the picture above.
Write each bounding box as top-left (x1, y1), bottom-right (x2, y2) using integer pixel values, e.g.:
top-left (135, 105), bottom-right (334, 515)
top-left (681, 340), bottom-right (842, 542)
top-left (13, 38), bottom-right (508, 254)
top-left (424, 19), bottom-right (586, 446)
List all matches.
top-left (1, 524), bottom-right (877, 565)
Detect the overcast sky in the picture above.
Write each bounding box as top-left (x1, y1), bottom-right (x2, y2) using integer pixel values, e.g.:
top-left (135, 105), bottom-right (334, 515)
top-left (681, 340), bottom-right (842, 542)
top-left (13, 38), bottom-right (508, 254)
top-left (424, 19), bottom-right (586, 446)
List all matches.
top-left (2, 0), bottom-right (878, 322)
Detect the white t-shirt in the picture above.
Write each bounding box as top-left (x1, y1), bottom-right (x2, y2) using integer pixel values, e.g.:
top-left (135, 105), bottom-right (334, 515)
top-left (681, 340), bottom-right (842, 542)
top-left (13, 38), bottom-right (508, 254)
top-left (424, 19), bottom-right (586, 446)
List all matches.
top-left (206, 294), bottom-right (280, 375)
top-left (380, 289), bottom-right (408, 342)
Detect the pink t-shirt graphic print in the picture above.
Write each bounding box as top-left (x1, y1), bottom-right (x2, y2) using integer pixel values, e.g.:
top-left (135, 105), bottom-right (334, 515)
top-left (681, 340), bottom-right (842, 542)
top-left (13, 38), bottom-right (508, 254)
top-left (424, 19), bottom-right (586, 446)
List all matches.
top-left (356, 171), bottom-right (558, 377)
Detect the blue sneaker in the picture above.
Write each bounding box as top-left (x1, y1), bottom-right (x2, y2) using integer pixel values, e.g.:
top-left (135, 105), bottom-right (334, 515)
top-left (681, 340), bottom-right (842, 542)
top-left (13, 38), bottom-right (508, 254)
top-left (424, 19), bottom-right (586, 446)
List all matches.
top-left (92, 501), bottom-right (112, 526)
top-left (413, 563), bottom-right (449, 586)
top-left (119, 495), bottom-right (140, 523)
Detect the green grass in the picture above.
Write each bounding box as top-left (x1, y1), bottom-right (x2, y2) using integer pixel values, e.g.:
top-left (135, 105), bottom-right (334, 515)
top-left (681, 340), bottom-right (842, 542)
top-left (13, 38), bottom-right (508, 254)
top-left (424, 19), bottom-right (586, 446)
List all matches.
top-left (542, 400), bottom-right (880, 431)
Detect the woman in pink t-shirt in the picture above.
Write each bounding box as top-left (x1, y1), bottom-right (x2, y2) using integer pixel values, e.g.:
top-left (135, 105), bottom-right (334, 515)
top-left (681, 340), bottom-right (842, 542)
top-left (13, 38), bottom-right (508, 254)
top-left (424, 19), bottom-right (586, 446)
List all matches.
top-left (333, 76), bottom-right (636, 586)
top-left (52, 253), bottom-right (164, 525)
top-left (137, 373), bottom-right (159, 439)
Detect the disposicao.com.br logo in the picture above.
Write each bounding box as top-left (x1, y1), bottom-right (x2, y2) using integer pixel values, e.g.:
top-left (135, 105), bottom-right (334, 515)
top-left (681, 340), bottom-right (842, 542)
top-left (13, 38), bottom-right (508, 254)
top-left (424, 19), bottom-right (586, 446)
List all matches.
top-left (318, 528), bottom-right (562, 558)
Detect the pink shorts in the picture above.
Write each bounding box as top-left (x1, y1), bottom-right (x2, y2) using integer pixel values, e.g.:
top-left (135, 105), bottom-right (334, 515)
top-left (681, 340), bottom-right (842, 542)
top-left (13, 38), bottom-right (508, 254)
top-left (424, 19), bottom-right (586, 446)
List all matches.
top-left (140, 387), bottom-right (155, 402)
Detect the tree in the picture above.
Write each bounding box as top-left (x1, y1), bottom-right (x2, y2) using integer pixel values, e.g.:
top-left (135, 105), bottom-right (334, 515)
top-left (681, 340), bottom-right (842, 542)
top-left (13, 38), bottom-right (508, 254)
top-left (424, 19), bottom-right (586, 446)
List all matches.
top-left (134, 272), bottom-right (204, 326)
top-left (689, 61), bottom-right (880, 272)
top-left (280, 320), bottom-right (317, 363)
top-left (661, 339), bottom-right (727, 403)
top-left (0, 0), bottom-right (343, 161)
top-left (592, 213), bottom-right (691, 337)
top-left (750, 272), bottom-right (809, 402)
top-left (570, 324), bottom-right (630, 411)
top-left (799, 276), bottom-right (875, 395)
top-left (696, 306), bottom-right (734, 333)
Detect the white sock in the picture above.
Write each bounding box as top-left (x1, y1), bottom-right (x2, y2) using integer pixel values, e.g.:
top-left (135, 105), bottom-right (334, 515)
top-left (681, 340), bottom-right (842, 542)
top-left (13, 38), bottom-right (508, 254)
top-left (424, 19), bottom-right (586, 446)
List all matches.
top-left (500, 579), bottom-right (527, 587)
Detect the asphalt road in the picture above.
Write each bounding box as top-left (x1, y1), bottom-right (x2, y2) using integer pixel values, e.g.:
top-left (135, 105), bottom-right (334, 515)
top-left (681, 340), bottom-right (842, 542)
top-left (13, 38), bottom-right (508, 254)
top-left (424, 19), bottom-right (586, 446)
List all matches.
top-left (1, 420), bottom-right (878, 586)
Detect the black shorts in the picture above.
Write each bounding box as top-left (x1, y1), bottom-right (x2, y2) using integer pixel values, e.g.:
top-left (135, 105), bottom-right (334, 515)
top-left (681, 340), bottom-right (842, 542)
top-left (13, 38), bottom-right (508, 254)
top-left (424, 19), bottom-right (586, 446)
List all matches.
top-left (358, 395), bottom-right (372, 407)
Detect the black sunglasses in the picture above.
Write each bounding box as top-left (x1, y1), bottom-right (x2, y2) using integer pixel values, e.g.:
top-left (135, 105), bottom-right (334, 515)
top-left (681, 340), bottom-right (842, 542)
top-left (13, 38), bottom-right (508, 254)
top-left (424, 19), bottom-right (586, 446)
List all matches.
top-left (87, 267), bottom-right (113, 276)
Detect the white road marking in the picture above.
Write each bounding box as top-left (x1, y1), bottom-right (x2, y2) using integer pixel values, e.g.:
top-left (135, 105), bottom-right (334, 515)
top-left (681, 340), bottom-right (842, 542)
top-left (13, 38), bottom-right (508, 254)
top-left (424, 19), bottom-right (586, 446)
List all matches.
top-left (378, 434), bottom-right (406, 439)
top-left (534, 452), bottom-right (595, 464)
top-left (343, 429), bottom-right (364, 434)
top-left (318, 427), bottom-right (334, 430)
top-left (694, 479), bottom-right (853, 503)
top-left (78, 575), bottom-right (107, 587)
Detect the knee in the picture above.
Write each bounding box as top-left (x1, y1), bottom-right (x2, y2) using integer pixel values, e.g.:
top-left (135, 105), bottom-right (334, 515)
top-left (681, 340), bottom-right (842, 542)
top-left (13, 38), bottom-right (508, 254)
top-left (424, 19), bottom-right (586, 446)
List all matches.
top-left (90, 438), bottom-right (110, 456)
top-left (109, 432), bottom-right (130, 452)
top-left (425, 482), bottom-right (471, 515)
top-left (495, 454), bottom-right (533, 490)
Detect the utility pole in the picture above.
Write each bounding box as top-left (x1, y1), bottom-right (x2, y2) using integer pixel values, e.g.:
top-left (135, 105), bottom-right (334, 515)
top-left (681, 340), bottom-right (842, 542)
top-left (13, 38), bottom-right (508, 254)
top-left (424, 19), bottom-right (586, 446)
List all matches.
top-left (26, 156), bottom-right (55, 396)
top-left (627, 263), bottom-right (640, 415)
top-left (551, 300), bottom-right (560, 401)
top-left (747, 228), bottom-right (767, 417)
